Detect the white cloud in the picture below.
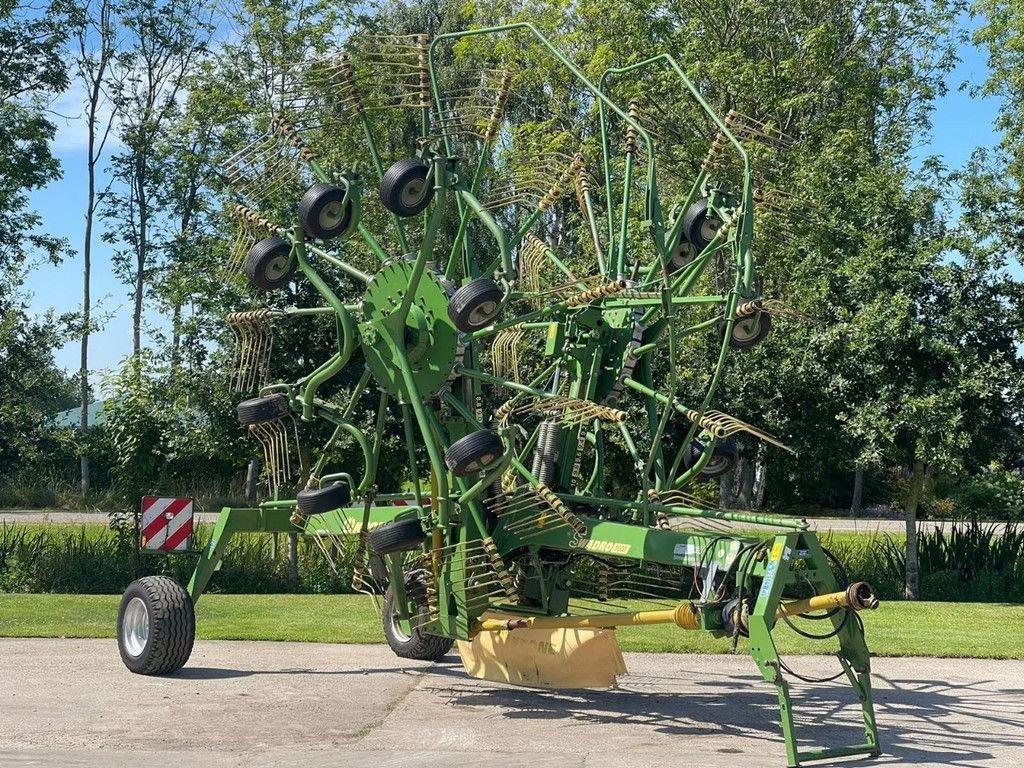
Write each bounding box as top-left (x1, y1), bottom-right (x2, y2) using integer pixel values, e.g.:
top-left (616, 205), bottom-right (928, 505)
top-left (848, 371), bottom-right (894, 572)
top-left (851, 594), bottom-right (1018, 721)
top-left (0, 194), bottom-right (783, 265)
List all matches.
top-left (47, 79), bottom-right (125, 155)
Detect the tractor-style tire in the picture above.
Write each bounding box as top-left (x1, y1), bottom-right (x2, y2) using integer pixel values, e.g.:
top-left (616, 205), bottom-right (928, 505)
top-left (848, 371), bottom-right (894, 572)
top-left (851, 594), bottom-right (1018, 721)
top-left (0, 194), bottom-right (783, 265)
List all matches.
top-left (236, 394), bottom-right (289, 425)
top-left (720, 311), bottom-right (772, 350)
top-left (369, 518), bottom-right (426, 555)
top-left (243, 236), bottom-right (296, 291)
top-left (117, 576), bottom-right (195, 675)
top-left (382, 585), bottom-right (453, 661)
top-left (298, 183), bottom-right (354, 240)
top-left (682, 437), bottom-right (738, 478)
top-left (448, 278), bottom-right (503, 333)
top-left (445, 430), bottom-right (503, 476)
top-left (296, 481), bottom-right (351, 515)
top-left (682, 198), bottom-right (720, 252)
top-left (380, 158), bottom-right (433, 217)
top-left (701, 438), bottom-right (738, 478)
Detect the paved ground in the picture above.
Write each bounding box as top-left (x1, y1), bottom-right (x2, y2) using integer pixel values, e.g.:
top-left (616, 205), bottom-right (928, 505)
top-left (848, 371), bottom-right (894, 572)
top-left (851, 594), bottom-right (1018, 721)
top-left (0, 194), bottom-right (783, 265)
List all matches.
top-left (2, 639), bottom-right (1023, 767)
top-left (0, 508), bottom-right (989, 534)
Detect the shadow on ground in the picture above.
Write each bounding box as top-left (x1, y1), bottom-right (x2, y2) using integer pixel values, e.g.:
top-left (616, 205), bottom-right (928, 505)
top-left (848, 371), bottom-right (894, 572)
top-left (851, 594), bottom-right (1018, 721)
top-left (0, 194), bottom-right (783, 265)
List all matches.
top-left (174, 657), bottom-right (1024, 767)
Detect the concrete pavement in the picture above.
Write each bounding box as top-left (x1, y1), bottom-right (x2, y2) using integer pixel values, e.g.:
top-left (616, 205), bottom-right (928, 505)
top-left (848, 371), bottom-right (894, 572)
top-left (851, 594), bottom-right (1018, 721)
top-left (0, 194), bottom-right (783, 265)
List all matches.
top-left (2, 638), bottom-right (1023, 767)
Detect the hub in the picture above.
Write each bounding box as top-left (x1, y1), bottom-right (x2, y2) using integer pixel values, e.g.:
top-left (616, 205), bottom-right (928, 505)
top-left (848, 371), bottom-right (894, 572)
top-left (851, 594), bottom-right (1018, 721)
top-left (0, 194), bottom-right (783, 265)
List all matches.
top-left (360, 258), bottom-right (459, 400)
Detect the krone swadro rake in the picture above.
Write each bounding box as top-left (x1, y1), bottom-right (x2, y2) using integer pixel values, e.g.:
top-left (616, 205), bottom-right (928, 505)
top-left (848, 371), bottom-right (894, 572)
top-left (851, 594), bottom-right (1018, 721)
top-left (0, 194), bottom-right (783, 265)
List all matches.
top-left (116, 25), bottom-right (880, 767)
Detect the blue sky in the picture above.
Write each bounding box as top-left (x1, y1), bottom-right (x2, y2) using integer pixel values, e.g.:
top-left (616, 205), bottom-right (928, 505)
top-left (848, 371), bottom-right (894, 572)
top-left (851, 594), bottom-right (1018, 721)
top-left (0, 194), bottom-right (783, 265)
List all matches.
top-left (21, 21), bottom-right (1004, 379)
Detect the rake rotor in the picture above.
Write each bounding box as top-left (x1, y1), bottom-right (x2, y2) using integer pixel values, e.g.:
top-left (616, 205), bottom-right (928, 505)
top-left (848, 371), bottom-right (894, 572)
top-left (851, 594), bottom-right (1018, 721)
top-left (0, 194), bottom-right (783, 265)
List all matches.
top-left (194, 27), bottom-right (882, 767)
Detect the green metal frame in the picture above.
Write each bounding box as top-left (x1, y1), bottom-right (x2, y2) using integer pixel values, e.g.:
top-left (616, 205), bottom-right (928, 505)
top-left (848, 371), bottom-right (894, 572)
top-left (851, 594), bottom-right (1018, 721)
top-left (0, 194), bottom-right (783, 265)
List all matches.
top-left (177, 23), bottom-right (883, 767)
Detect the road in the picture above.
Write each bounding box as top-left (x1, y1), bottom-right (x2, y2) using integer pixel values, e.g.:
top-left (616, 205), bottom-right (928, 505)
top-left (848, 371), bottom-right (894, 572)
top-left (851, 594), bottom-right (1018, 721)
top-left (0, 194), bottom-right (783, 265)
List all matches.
top-left (2, 639), bottom-right (1022, 767)
top-left (1, 507), bottom-right (1009, 534)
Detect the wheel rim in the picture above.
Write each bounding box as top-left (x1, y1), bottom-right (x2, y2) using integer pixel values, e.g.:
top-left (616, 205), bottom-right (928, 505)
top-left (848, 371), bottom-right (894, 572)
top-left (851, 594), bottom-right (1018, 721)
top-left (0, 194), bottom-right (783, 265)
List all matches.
top-left (703, 455), bottom-right (728, 475)
top-left (462, 452), bottom-right (496, 473)
top-left (732, 315), bottom-right (762, 343)
top-left (389, 607), bottom-right (412, 642)
top-left (699, 217), bottom-right (720, 243)
top-left (468, 300), bottom-right (497, 326)
top-left (670, 242), bottom-right (694, 270)
top-left (122, 597), bottom-right (150, 658)
top-left (319, 200), bottom-right (346, 230)
top-left (400, 178), bottom-right (427, 208)
top-left (265, 255), bottom-right (291, 281)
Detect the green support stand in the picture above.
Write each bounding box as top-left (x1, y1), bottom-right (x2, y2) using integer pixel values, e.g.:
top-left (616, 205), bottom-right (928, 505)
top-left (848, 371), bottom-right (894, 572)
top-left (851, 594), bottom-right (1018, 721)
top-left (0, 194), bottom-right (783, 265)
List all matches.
top-left (747, 533), bottom-right (881, 766)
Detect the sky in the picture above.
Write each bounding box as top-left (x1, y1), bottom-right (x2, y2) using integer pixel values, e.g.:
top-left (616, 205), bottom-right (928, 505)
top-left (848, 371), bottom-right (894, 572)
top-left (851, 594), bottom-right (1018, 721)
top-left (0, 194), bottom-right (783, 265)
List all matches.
top-left (20, 19), bottom-right (1004, 380)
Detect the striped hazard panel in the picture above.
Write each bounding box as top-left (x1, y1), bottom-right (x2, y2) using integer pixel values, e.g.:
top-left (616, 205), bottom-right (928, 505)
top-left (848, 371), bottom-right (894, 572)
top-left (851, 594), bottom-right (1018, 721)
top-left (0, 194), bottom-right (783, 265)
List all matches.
top-left (140, 496), bottom-right (194, 551)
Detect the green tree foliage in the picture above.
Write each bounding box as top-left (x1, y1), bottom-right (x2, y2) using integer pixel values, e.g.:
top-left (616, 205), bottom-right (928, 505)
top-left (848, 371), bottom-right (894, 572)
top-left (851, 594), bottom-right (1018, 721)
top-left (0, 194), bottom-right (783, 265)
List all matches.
top-left (0, 299), bottom-right (78, 473)
top-left (0, 0), bottom-right (76, 478)
top-left (0, 0), bottom-right (69, 270)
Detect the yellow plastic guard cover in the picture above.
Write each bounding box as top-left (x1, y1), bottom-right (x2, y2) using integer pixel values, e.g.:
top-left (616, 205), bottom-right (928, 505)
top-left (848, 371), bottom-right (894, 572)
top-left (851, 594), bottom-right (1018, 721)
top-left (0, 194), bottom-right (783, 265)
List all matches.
top-left (457, 613), bottom-right (627, 689)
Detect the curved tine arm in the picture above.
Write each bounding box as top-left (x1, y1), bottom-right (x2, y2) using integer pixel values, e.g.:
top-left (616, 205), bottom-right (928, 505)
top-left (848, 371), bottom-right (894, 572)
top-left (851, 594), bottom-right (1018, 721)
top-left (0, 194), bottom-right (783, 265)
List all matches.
top-left (456, 186), bottom-right (513, 281)
top-left (427, 23), bottom-right (657, 168)
top-left (599, 54), bottom-right (750, 174)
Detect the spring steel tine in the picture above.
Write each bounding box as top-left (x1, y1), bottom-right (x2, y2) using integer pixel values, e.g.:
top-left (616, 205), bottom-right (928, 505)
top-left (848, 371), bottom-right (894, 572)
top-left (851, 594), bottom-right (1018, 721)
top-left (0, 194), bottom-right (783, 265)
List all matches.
top-left (515, 521), bottom-right (570, 540)
top-left (249, 422), bottom-right (276, 497)
top-left (500, 510), bottom-right (555, 533)
top-left (491, 491), bottom-right (545, 512)
top-left (493, 495), bottom-right (546, 516)
top-left (491, 326), bottom-right (525, 382)
top-left (437, 557), bottom-right (489, 571)
top-left (501, 507), bottom-right (557, 532)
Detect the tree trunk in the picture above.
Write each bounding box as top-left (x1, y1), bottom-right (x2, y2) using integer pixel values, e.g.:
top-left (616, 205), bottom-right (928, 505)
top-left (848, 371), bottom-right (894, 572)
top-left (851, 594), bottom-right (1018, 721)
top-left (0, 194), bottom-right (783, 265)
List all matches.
top-left (734, 449), bottom-right (754, 508)
top-left (752, 444), bottom-right (767, 509)
top-left (287, 532), bottom-right (299, 587)
top-left (903, 459), bottom-right (926, 600)
top-left (79, 209), bottom-right (91, 496)
top-left (719, 466), bottom-right (736, 509)
top-left (170, 300), bottom-right (182, 375)
top-left (79, 90), bottom-right (98, 498)
top-left (850, 464), bottom-right (864, 517)
top-left (133, 155), bottom-right (147, 358)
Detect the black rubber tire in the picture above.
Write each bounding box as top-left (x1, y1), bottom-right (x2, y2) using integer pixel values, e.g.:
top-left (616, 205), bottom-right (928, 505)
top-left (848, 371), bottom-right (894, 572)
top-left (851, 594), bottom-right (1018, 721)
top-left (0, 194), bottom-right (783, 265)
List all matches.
top-left (448, 278), bottom-right (503, 333)
top-left (681, 437), bottom-right (738, 478)
top-left (117, 576), bottom-right (195, 675)
top-left (445, 430), bottom-right (503, 476)
top-left (383, 584), bottom-right (454, 661)
top-left (298, 183), bottom-right (354, 240)
top-left (296, 481), bottom-right (351, 515)
top-left (720, 311), bottom-right (772, 350)
top-left (243, 236), bottom-right (295, 291)
top-left (380, 158), bottom-right (433, 216)
top-left (368, 553), bottom-right (388, 583)
top-left (236, 394), bottom-right (289, 425)
top-left (682, 198), bottom-right (720, 252)
top-left (369, 518), bottom-right (426, 555)
top-left (701, 438), bottom-right (738, 478)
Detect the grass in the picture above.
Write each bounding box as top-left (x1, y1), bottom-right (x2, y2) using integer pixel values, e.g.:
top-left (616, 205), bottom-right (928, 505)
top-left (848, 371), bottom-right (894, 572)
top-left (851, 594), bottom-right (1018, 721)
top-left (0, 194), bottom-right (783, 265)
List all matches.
top-left (1, 593), bottom-right (1021, 659)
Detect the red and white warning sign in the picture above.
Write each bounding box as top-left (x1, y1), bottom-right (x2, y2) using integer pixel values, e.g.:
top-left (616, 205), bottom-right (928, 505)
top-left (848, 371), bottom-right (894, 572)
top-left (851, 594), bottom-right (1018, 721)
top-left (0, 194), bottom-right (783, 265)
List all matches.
top-left (140, 496), bottom-right (194, 551)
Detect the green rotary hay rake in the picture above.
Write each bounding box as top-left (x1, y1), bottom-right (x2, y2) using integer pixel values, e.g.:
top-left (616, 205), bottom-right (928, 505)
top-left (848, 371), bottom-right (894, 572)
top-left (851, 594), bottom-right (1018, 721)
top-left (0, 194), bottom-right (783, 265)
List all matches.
top-left (116, 24), bottom-right (881, 767)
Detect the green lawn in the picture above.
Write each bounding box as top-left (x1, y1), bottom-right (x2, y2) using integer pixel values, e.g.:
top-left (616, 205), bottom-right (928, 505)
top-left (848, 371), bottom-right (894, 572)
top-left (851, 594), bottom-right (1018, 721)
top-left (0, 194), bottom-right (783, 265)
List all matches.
top-left (1, 593), bottom-right (1020, 658)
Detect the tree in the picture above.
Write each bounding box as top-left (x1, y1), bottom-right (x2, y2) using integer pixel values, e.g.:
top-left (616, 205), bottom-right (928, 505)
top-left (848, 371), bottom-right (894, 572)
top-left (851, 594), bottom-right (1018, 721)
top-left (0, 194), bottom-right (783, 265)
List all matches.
top-left (0, 291), bottom-right (78, 474)
top-left (103, 0), bottom-right (211, 359)
top-left (71, 0), bottom-right (123, 494)
top-left (0, 0), bottom-right (75, 477)
top-left (0, 0), bottom-right (68, 273)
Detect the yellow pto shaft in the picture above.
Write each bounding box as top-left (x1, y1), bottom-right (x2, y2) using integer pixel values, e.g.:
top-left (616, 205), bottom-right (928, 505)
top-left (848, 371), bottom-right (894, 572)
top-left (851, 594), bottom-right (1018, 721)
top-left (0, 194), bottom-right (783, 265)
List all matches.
top-left (472, 601), bottom-right (702, 634)
top-left (471, 582), bottom-right (879, 636)
top-left (778, 581), bottom-right (879, 618)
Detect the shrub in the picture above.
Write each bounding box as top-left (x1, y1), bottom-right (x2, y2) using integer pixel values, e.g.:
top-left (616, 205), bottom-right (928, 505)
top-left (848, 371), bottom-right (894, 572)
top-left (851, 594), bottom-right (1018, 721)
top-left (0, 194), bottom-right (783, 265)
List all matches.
top-left (952, 468), bottom-right (1024, 520)
top-left (0, 523), bottom-right (359, 595)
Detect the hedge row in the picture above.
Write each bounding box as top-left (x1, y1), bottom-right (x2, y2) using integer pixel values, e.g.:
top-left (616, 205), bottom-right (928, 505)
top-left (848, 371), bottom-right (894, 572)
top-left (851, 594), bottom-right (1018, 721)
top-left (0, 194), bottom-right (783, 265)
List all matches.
top-left (2, 520), bottom-right (1022, 602)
